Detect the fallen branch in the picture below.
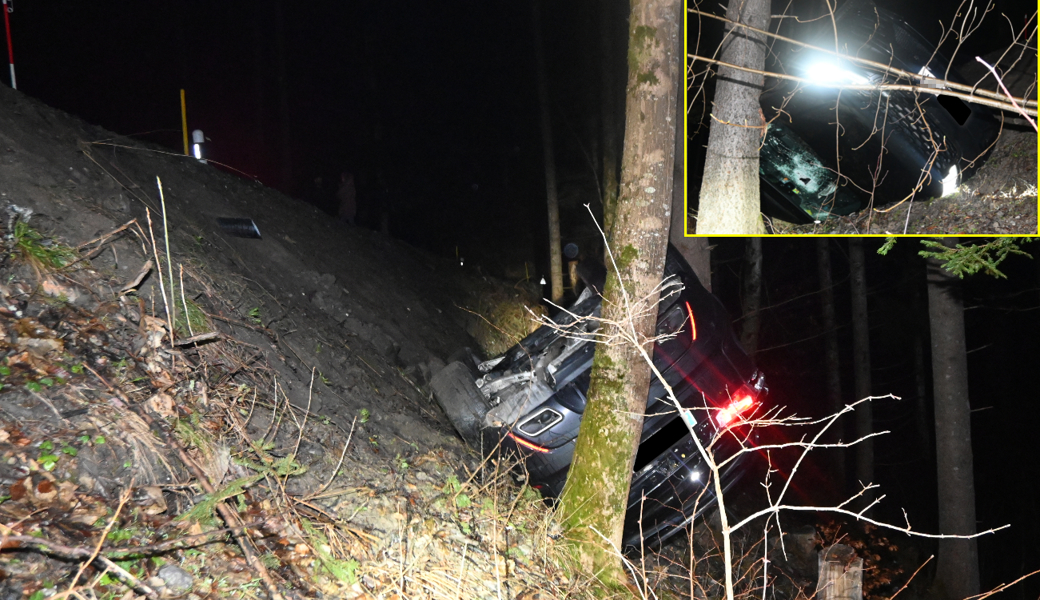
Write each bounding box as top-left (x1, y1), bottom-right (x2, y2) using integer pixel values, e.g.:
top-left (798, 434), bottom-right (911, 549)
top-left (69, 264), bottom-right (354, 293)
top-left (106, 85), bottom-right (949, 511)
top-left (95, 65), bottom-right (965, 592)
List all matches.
top-left (0, 534), bottom-right (156, 599)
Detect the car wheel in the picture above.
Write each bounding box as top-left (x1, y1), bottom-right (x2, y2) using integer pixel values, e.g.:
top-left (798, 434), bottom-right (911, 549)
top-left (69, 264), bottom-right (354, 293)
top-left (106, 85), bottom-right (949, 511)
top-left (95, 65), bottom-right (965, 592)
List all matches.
top-left (430, 361), bottom-right (491, 448)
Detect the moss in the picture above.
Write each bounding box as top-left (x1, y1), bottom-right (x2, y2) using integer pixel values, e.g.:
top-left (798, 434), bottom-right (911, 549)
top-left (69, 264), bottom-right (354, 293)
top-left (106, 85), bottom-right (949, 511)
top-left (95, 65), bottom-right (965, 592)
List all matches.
top-left (637, 71), bottom-right (660, 86)
top-left (627, 25), bottom-right (658, 74)
top-left (559, 343), bottom-right (642, 589)
top-left (633, 25), bottom-right (657, 47)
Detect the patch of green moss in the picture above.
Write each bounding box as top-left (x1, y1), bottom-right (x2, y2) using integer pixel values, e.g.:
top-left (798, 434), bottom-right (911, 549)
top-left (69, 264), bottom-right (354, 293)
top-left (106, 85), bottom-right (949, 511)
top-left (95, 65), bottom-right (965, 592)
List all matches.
top-left (637, 71), bottom-right (660, 86)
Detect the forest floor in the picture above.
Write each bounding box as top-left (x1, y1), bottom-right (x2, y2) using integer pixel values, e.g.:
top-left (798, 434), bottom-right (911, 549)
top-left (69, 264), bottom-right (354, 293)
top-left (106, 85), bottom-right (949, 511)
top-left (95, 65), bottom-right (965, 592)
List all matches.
top-left (0, 80), bottom-right (620, 600)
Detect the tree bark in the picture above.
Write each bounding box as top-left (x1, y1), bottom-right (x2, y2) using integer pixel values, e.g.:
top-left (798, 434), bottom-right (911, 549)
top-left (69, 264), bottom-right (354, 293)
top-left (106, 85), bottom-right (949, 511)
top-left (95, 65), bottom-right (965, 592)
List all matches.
top-left (816, 239), bottom-right (845, 496)
top-left (559, 0), bottom-right (680, 586)
top-left (668, 13), bottom-right (711, 293)
top-left (694, 0), bottom-right (770, 234)
top-left (912, 277), bottom-right (933, 463)
top-left (600, 0), bottom-right (621, 242)
top-left (532, 0), bottom-right (564, 303)
top-left (926, 237), bottom-right (980, 600)
top-left (740, 238), bottom-right (763, 355)
top-left (849, 238), bottom-right (873, 487)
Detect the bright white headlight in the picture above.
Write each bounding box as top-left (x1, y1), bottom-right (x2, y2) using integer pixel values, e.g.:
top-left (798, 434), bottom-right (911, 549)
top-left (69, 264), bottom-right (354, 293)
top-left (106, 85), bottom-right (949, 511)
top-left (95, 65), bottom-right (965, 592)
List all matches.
top-left (805, 61), bottom-right (869, 86)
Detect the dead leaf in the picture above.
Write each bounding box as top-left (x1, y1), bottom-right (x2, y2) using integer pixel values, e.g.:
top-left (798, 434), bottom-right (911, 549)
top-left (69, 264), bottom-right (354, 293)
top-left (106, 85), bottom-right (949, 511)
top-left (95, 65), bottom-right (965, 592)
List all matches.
top-left (147, 393), bottom-right (177, 419)
top-left (135, 485), bottom-right (169, 515)
top-left (34, 478), bottom-right (57, 503)
top-left (9, 478), bottom-right (27, 500)
top-left (57, 481), bottom-right (79, 504)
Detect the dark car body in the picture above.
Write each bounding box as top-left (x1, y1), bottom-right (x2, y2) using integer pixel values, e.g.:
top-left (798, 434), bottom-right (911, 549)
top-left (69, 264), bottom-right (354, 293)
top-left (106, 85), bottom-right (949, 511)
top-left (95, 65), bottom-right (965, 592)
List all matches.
top-left (757, 0), bottom-right (1000, 223)
top-left (431, 247), bottom-right (766, 549)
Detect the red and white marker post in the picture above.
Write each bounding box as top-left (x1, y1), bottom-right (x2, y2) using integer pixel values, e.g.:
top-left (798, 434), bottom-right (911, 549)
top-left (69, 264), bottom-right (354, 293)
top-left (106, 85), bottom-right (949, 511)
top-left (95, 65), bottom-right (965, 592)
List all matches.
top-left (2, 0), bottom-right (13, 89)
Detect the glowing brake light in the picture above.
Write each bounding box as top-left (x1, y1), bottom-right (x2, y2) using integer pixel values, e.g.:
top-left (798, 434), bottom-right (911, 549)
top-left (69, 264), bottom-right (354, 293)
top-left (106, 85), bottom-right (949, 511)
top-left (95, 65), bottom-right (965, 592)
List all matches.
top-left (684, 301), bottom-right (697, 342)
top-left (507, 431), bottom-right (550, 453)
top-left (715, 395), bottom-right (754, 427)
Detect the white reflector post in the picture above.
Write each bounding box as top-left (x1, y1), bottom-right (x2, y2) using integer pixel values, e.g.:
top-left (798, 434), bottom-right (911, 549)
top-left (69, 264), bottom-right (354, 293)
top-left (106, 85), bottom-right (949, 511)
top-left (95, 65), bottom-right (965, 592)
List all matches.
top-left (191, 129), bottom-right (205, 162)
top-left (942, 165), bottom-right (959, 196)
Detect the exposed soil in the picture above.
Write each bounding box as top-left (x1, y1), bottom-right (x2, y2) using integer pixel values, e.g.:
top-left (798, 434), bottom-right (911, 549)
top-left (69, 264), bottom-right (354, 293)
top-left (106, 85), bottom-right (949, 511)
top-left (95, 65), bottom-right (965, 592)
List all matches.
top-left (0, 81), bottom-right (587, 600)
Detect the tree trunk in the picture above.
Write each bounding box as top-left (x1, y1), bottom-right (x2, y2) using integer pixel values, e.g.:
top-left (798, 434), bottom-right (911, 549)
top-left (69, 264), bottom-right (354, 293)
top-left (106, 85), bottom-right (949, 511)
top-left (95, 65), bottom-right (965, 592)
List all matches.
top-left (693, 0), bottom-right (769, 234)
top-left (740, 238), bottom-right (762, 355)
top-left (673, 237), bottom-right (712, 292)
top-left (559, 0), bottom-right (680, 586)
top-left (532, 0), bottom-right (564, 303)
top-left (599, 0), bottom-right (621, 243)
top-left (912, 278), bottom-right (933, 463)
top-left (816, 239), bottom-right (845, 497)
top-left (849, 238), bottom-right (873, 486)
top-left (668, 16), bottom-right (710, 293)
top-left (926, 237), bottom-right (980, 600)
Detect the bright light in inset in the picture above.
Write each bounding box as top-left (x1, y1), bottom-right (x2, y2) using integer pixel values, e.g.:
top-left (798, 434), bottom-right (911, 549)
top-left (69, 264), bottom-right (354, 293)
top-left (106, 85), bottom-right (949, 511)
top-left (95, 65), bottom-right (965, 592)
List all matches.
top-left (690, 470), bottom-right (701, 481)
top-left (918, 65), bottom-right (937, 79)
top-left (805, 62), bottom-right (869, 86)
top-left (942, 165), bottom-right (959, 196)
top-left (193, 144), bottom-right (202, 160)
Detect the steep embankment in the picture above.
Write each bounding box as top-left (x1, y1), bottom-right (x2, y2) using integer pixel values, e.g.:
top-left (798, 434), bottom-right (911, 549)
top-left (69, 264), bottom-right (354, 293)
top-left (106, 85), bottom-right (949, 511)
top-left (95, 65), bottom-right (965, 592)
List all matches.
top-left (0, 84), bottom-right (576, 599)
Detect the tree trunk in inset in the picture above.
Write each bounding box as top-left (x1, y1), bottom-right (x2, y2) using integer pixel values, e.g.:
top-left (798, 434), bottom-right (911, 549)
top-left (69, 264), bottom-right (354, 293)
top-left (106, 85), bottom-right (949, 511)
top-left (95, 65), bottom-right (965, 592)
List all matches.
top-left (849, 238), bottom-right (873, 487)
top-left (926, 237), bottom-right (980, 600)
top-left (816, 239), bottom-right (845, 497)
top-left (693, 0), bottom-right (769, 234)
top-left (559, 0), bottom-right (680, 586)
top-left (740, 238), bottom-right (762, 355)
top-left (532, 0), bottom-right (564, 303)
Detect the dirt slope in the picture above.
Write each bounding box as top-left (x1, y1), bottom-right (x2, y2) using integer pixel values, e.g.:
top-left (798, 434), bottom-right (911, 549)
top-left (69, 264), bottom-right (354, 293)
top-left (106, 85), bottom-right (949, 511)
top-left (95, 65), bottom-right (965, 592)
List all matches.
top-left (0, 80), bottom-right (492, 435)
top-left (0, 83), bottom-right (578, 599)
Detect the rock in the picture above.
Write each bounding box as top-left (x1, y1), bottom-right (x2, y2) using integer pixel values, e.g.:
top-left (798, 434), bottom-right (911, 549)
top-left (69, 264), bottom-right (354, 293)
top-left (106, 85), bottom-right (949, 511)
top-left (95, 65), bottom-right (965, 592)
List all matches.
top-left (396, 343), bottom-right (429, 368)
top-left (157, 564), bottom-right (194, 593)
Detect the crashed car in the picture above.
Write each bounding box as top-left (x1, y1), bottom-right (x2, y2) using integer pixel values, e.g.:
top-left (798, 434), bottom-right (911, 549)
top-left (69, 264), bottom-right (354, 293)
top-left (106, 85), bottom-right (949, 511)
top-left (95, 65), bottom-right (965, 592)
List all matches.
top-left (757, 0), bottom-right (1000, 223)
top-left (431, 246), bottom-right (766, 549)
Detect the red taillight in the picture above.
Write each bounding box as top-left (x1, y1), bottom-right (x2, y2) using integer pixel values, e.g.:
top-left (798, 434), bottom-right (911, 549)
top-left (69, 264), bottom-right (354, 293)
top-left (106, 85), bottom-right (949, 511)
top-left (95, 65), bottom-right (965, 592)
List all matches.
top-left (715, 394), bottom-right (754, 427)
top-left (507, 431), bottom-right (550, 453)
top-left (684, 301), bottom-right (697, 342)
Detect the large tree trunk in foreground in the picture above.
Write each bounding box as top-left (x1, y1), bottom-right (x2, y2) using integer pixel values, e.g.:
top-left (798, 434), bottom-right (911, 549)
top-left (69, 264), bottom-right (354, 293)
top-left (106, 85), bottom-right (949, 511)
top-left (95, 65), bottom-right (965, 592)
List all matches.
top-left (849, 238), bottom-right (874, 487)
top-left (816, 239), bottom-right (845, 498)
top-left (926, 238), bottom-right (980, 600)
top-left (693, 0), bottom-right (769, 234)
top-left (559, 0), bottom-right (680, 586)
top-left (532, 0), bottom-right (564, 303)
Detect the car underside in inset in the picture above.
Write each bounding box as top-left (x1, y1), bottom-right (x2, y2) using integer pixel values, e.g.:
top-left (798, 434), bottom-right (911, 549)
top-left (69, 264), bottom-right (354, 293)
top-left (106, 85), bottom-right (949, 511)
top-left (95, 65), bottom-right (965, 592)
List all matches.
top-left (431, 247), bottom-right (767, 550)
top-left (756, 0), bottom-right (1001, 223)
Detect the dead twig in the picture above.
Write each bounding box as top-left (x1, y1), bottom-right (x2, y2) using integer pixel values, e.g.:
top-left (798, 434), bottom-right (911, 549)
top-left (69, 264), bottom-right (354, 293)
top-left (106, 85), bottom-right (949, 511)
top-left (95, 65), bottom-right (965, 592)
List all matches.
top-left (0, 535), bottom-right (156, 599)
